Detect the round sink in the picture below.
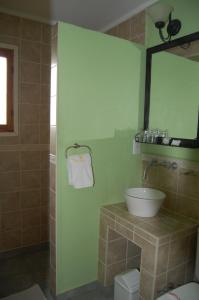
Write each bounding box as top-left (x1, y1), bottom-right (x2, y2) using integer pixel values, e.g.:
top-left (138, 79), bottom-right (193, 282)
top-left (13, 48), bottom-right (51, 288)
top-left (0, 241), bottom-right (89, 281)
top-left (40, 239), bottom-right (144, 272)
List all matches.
top-left (125, 187), bottom-right (166, 217)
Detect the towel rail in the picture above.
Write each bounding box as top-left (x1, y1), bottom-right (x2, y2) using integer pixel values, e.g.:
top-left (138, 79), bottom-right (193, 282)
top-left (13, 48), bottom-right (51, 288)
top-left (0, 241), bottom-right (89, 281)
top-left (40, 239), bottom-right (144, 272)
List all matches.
top-left (65, 143), bottom-right (92, 158)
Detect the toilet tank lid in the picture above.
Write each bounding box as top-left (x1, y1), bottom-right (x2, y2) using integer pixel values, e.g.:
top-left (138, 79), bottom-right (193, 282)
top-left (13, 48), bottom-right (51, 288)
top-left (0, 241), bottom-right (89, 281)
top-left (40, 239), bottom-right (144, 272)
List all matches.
top-left (156, 282), bottom-right (199, 300)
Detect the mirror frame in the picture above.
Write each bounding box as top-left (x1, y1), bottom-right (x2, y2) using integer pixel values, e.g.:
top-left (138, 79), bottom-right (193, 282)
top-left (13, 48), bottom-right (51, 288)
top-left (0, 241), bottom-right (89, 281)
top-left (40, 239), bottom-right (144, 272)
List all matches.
top-left (144, 31), bottom-right (199, 148)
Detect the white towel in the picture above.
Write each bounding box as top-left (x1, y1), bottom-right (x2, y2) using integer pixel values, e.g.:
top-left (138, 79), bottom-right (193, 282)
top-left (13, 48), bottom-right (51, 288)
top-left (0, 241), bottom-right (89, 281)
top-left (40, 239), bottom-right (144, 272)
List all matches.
top-left (67, 153), bottom-right (94, 189)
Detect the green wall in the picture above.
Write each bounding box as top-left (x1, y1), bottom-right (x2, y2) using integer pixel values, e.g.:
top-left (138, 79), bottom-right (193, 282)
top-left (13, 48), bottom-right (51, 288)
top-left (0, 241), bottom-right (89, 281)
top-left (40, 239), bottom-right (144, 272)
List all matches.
top-left (143, 0), bottom-right (199, 161)
top-left (56, 23), bottom-right (143, 294)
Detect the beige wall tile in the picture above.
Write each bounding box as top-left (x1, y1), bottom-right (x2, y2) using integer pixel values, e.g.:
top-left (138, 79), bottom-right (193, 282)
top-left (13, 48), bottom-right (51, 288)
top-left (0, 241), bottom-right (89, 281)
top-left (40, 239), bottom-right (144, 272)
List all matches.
top-left (168, 236), bottom-right (189, 268)
top-left (106, 27), bottom-right (118, 37)
top-left (175, 194), bottom-right (199, 221)
top-left (157, 244), bottom-right (169, 274)
top-left (41, 65), bottom-right (50, 84)
top-left (41, 170), bottom-right (49, 188)
top-left (115, 222), bottom-right (134, 241)
top-left (0, 35), bottom-right (20, 47)
top-left (42, 24), bottom-right (51, 44)
top-left (185, 260), bottom-right (195, 282)
top-left (21, 18), bottom-right (42, 41)
top-left (98, 261), bottom-right (105, 285)
top-left (99, 238), bottom-right (107, 263)
top-left (134, 225), bottom-right (157, 245)
top-left (140, 269), bottom-right (154, 300)
top-left (21, 40), bottom-right (41, 63)
top-left (108, 229), bottom-right (122, 241)
top-left (0, 13), bottom-right (50, 253)
top-left (167, 264), bottom-right (186, 288)
top-left (20, 151), bottom-right (41, 170)
top-left (154, 273), bottom-right (167, 299)
top-left (41, 188), bottom-right (49, 205)
top-left (20, 104), bottom-right (40, 124)
top-left (157, 166), bottom-right (178, 193)
top-left (21, 83), bottom-right (41, 104)
top-left (127, 240), bottom-right (141, 258)
top-left (107, 238), bottom-right (127, 265)
top-left (22, 208), bottom-right (41, 229)
top-left (50, 266), bottom-right (56, 295)
top-left (130, 11), bottom-right (145, 38)
top-left (134, 234), bottom-right (156, 274)
top-left (117, 20), bottom-right (131, 40)
top-left (0, 172), bottom-right (20, 192)
top-left (39, 123), bottom-right (50, 144)
top-left (20, 189), bottom-right (40, 208)
top-left (41, 84), bottom-right (50, 103)
top-left (0, 230), bottom-right (21, 252)
top-left (39, 105), bottom-right (50, 124)
top-left (41, 150), bottom-right (49, 170)
top-left (21, 170), bottom-right (41, 189)
top-left (20, 124), bottom-right (39, 144)
top-left (131, 34), bottom-right (145, 44)
top-left (50, 242), bottom-right (56, 269)
top-left (162, 191), bottom-right (177, 212)
top-left (41, 223), bottom-right (49, 242)
top-left (50, 190), bottom-right (55, 219)
top-left (105, 261), bottom-right (126, 286)
top-left (41, 44), bottom-right (51, 65)
top-left (41, 205), bottom-right (49, 225)
top-left (178, 168), bottom-right (199, 199)
top-left (1, 212), bottom-right (21, 231)
top-left (50, 163), bottom-right (55, 191)
top-left (0, 151), bottom-right (20, 172)
top-left (0, 192), bottom-right (20, 213)
top-left (99, 216), bottom-right (108, 240)
top-left (22, 226), bottom-right (41, 246)
top-left (187, 233), bottom-right (197, 261)
top-left (0, 13), bottom-right (21, 37)
top-left (21, 61), bottom-right (41, 83)
top-left (50, 216), bottom-right (56, 244)
top-left (127, 255), bottom-right (141, 270)
top-left (0, 136), bottom-right (20, 145)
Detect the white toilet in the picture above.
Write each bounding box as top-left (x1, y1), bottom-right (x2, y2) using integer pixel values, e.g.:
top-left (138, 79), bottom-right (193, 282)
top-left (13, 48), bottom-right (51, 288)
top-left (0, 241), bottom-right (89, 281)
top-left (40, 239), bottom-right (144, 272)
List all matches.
top-left (156, 228), bottom-right (199, 300)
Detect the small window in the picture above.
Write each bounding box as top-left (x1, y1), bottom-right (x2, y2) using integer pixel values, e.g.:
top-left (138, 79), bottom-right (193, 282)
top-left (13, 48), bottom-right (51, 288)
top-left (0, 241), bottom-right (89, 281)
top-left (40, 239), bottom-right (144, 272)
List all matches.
top-left (0, 45), bottom-right (17, 133)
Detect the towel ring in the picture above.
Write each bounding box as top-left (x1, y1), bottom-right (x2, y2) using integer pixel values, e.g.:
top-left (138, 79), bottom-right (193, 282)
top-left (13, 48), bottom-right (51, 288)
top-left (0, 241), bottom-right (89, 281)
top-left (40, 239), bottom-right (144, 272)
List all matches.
top-left (65, 143), bottom-right (92, 158)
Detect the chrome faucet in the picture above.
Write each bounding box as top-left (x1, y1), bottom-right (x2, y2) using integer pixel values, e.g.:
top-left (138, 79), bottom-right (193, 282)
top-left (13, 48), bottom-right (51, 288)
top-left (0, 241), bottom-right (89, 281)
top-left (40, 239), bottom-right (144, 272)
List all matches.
top-left (143, 159), bottom-right (178, 181)
top-left (143, 159), bottom-right (158, 181)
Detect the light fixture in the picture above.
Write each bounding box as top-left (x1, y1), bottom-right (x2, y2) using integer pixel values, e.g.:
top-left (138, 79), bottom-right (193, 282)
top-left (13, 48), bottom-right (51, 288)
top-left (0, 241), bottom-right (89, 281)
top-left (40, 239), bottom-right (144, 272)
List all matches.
top-left (147, 3), bottom-right (182, 43)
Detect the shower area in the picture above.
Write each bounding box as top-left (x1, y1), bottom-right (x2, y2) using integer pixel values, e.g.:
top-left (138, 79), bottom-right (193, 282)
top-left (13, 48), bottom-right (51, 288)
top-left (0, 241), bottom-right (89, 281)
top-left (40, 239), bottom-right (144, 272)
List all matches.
top-left (0, 13), bottom-right (52, 298)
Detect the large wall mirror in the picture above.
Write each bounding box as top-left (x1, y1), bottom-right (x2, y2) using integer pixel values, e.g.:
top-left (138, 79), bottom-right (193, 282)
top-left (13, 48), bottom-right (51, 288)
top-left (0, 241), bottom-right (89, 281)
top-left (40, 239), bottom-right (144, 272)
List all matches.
top-left (144, 31), bottom-right (199, 148)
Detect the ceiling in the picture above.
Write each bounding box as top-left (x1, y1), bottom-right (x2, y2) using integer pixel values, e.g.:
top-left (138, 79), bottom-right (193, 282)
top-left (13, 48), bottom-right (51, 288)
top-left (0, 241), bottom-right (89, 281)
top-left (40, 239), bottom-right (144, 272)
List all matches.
top-left (0, 0), bottom-right (157, 31)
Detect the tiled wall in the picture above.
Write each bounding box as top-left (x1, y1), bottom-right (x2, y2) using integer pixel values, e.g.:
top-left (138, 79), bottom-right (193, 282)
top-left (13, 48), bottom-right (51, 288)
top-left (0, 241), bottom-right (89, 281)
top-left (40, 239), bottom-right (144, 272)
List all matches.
top-left (49, 24), bottom-right (57, 296)
top-left (99, 204), bottom-right (197, 300)
top-left (0, 13), bottom-right (51, 252)
top-left (99, 221), bottom-right (141, 286)
top-left (142, 155), bottom-right (199, 224)
top-left (105, 11), bottom-right (145, 45)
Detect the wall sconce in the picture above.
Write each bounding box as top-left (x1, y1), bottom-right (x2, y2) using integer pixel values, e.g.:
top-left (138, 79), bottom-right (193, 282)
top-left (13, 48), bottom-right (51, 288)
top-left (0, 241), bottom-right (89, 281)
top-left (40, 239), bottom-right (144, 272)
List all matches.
top-left (147, 3), bottom-right (181, 42)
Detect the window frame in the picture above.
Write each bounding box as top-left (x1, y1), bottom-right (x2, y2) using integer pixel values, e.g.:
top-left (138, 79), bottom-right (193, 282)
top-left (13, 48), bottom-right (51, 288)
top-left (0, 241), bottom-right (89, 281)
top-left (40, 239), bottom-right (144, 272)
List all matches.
top-left (0, 43), bottom-right (18, 135)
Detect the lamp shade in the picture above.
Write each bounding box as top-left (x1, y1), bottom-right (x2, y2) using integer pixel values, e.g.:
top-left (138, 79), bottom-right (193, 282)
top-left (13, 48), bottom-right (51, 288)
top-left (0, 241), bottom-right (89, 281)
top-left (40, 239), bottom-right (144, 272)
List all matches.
top-left (147, 3), bottom-right (173, 24)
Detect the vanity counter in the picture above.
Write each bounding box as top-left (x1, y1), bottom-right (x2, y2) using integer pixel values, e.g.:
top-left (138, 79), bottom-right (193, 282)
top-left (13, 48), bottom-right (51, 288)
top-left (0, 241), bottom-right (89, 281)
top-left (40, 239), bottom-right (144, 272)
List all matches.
top-left (98, 202), bottom-right (197, 300)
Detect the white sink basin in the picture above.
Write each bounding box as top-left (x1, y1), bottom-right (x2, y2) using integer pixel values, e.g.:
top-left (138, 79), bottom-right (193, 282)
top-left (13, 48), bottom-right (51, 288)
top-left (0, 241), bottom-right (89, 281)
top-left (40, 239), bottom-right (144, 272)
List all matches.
top-left (125, 188), bottom-right (165, 217)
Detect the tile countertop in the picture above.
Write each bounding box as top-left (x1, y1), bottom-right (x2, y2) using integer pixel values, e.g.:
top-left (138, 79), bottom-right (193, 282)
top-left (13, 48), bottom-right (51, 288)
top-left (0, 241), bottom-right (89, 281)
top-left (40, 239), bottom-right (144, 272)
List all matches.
top-left (101, 202), bottom-right (198, 246)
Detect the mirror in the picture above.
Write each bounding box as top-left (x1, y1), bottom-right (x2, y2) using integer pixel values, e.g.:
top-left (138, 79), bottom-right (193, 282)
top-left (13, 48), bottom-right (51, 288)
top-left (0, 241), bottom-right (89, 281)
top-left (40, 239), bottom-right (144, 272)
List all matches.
top-left (144, 32), bottom-right (199, 148)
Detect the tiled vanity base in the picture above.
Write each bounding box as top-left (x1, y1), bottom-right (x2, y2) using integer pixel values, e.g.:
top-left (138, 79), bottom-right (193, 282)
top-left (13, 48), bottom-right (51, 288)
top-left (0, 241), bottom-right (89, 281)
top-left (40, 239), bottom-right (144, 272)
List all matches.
top-left (98, 203), bottom-right (197, 300)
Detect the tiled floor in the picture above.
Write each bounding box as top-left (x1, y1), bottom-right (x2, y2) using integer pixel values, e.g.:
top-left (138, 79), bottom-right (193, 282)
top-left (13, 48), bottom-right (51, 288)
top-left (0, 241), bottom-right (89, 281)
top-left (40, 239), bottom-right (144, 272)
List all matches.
top-left (0, 247), bottom-right (114, 300)
top-left (0, 247), bottom-right (52, 299)
top-left (67, 288), bottom-right (114, 300)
